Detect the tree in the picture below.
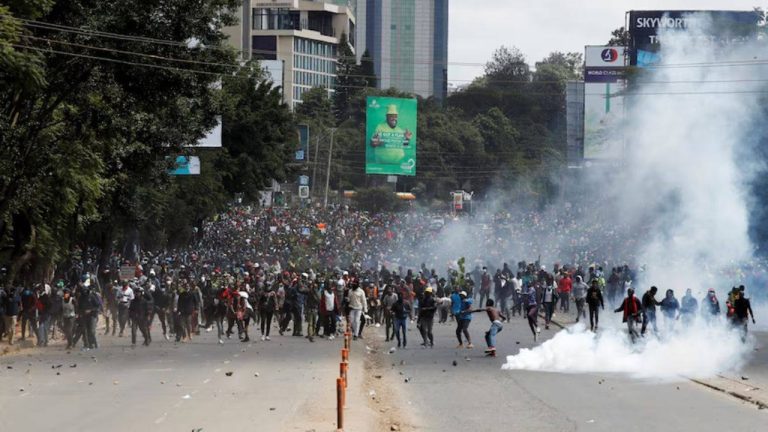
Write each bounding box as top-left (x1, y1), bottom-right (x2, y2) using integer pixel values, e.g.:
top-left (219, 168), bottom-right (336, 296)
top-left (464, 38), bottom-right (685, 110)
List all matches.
top-left (220, 65), bottom-right (296, 202)
top-left (359, 49), bottom-right (377, 88)
top-left (607, 27), bottom-right (630, 46)
top-left (332, 33), bottom-right (360, 124)
top-left (295, 86), bottom-right (334, 125)
top-left (0, 0), bottom-right (241, 282)
top-left (535, 52), bottom-right (583, 81)
top-left (484, 46), bottom-right (530, 88)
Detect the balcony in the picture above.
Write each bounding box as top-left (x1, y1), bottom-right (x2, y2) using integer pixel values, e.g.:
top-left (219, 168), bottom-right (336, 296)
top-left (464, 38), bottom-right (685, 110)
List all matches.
top-left (252, 10), bottom-right (336, 39)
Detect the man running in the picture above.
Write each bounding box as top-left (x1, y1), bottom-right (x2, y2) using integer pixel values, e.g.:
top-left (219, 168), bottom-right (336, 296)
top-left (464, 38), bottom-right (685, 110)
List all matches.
top-left (586, 279), bottom-right (604, 331)
top-left (615, 288), bottom-right (642, 343)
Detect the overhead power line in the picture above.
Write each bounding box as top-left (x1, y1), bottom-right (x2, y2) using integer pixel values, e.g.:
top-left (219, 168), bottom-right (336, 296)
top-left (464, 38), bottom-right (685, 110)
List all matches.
top-left (21, 18), bottom-right (768, 71)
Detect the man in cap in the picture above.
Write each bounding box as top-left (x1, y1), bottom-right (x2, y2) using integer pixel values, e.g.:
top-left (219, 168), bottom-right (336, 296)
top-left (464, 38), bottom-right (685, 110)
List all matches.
top-left (418, 286), bottom-right (437, 348)
top-left (370, 104), bottom-right (412, 148)
top-left (455, 291), bottom-right (474, 349)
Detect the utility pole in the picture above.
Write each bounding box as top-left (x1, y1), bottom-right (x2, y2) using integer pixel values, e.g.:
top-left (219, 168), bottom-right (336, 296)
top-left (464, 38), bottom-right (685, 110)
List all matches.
top-left (323, 128), bottom-right (336, 208)
top-left (311, 134), bottom-right (321, 198)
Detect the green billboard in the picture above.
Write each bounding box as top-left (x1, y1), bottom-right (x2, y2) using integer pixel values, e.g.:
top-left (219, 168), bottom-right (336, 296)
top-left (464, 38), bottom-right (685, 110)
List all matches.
top-left (365, 96), bottom-right (417, 176)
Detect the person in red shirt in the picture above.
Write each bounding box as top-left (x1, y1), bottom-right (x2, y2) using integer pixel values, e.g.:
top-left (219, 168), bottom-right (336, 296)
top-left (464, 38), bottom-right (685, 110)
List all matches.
top-left (615, 288), bottom-right (642, 343)
top-left (557, 271), bottom-right (572, 313)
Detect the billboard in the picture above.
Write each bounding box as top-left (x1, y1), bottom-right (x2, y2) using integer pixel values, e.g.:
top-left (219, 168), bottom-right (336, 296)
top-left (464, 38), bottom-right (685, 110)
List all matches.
top-left (583, 46), bottom-right (625, 160)
top-left (365, 96), bottom-right (417, 176)
top-left (628, 10), bottom-right (759, 66)
top-left (169, 156), bottom-right (201, 175)
top-left (296, 124), bottom-right (309, 162)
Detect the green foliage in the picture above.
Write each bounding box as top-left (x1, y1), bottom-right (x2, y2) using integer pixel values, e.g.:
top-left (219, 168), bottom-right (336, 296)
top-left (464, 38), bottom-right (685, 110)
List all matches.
top-left (359, 49), bottom-right (377, 88)
top-left (331, 33), bottom-right (360, 124)
top-left (607, 27), bottom-right (630, 46)
top-left (0, 0), bottom-right (296, 282)
top-left (457, 257), bottom-right (466, 289)
top-left (352, 187), bottom-right (404, 213)
top-left (220, 65), bottom-right (296, 202)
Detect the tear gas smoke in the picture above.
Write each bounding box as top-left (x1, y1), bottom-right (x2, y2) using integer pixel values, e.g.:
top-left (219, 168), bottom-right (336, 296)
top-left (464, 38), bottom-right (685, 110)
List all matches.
top-left (502, 322), bottom-right (752, 381)
top-left (502, 14), bottom-right (764, 379)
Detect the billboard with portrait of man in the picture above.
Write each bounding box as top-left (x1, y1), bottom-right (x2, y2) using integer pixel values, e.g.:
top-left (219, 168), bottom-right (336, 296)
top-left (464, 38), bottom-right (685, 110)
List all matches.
top-left (365, 96), bottom-right (417, 176)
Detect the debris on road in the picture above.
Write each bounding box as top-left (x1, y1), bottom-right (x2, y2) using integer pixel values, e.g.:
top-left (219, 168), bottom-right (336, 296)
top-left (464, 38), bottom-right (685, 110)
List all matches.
top-left (225, 371), bottom-right (233, 377)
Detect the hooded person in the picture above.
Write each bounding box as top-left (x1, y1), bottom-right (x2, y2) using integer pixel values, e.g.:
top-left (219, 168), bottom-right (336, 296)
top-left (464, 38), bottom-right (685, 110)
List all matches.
top-left (679, 288), bottom-right (698, 326)
top-left (701, 288), bottom-right (721, 321)
top-left (586, 279), bottom-right (604, 331)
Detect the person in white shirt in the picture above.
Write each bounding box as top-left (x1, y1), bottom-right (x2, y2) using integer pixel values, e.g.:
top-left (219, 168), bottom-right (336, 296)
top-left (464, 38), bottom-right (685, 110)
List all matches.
top-left (116, 281), bottom-right (134, 337)
top-left (348, 282), bottom-right (367, 340)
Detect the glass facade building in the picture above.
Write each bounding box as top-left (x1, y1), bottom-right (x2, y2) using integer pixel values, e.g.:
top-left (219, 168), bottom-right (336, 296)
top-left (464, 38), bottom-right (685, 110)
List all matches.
top-left (364, 0), bottom-right (448, 100)
top-left (224, 1), bottom-right (356, 109)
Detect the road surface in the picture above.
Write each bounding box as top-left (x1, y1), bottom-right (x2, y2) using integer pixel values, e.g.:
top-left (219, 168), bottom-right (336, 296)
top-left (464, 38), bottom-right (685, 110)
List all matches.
top-left (1, 312), bottom-right (766, 432)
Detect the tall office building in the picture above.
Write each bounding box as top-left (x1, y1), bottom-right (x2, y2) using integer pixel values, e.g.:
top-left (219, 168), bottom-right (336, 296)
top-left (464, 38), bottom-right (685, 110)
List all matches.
top-left (364, 0), bottom-right (448, 100)
top-left (223, 1), bottom-right (357, 108)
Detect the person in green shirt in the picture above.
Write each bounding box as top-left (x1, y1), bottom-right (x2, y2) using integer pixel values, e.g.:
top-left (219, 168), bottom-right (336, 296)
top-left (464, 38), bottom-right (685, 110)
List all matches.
top-left (370, 104), bottom-right (412, 148)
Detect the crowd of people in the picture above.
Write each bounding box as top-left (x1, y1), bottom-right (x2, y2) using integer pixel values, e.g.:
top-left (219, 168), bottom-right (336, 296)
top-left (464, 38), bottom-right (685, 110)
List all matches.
top-left (0, 205), bottom-right (761, 354)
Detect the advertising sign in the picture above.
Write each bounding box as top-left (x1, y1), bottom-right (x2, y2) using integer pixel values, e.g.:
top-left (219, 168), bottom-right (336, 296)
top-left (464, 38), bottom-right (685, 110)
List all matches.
top-left (628, 10), bottom-right (759, 66)
top-left (583, 46), bottom-right (625, 160)
top-left (296, 124), bottom-right (309, 162)
top-left (365, 96), bottom-right (417, 176)
top-left (169, 156), bottom-right (201, 175)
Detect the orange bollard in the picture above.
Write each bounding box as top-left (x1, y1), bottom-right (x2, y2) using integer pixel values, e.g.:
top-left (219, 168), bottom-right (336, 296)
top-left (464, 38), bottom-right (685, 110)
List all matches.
top-left (342, 348), bottom-right (349, 362)
top-left (340, 361), bottom-right (348, 386)
top-left (344, 334), bottom-right (349, 350)
top-left (336, 377), bottom-right (344, 431)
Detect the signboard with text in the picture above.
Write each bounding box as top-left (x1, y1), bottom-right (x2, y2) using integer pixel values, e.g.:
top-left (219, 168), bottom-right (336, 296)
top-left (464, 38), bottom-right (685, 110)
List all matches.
top-left (365, 96), bottom-right (417, 176)
top-left (583, 46), bottom-right (625, 160)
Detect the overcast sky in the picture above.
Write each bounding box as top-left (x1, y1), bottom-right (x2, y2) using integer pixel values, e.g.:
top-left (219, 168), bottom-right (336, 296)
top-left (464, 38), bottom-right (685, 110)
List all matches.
top-left (448, 0), bottom-right (766, 84)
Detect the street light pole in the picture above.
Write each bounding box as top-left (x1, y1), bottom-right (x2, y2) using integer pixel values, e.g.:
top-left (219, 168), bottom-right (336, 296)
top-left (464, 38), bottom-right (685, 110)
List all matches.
top-left (323, 127), bottom-right (336, 208)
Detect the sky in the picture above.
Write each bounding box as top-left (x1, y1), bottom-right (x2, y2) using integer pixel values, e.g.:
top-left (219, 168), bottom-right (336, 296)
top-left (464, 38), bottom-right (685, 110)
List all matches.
top-left (448, 0), bottom-right (766, 84)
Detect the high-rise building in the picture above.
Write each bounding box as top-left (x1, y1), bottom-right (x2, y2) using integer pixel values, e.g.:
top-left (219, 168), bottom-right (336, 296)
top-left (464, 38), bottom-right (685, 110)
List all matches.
top-left (223, 1), bottom-right (357, 108)
top-left (363, 0), bottom-right (448, 100)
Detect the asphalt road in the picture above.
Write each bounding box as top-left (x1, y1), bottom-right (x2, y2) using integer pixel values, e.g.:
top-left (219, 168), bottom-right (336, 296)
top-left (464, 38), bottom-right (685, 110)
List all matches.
top-left (1, 312), bottom-right (766, 432)
top-left (0, 323), bottom-right (376, 432)
top-left (374, 313), bottom-right (768, 432)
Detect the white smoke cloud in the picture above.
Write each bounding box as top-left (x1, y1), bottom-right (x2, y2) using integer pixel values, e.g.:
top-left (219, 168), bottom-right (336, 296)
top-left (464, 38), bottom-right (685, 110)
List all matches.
top-left (502, 322), bottom-right (752, 381)
top-left (502, 14), bottom-right (765, 379)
